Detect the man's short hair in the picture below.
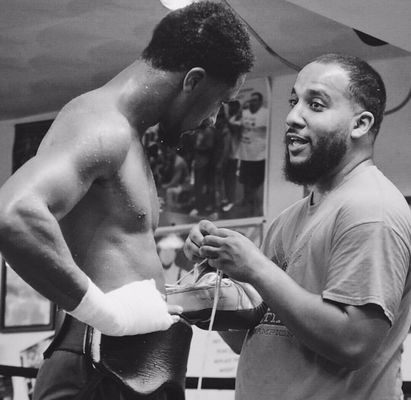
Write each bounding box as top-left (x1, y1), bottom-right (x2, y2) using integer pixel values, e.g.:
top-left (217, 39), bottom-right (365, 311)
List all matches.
top-left (142, 1), bottom-right (254, 85)
top-left (313, 53), bottom-right (386, 136)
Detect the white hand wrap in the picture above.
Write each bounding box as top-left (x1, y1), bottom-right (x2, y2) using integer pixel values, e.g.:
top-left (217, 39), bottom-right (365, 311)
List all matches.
top-left (69, 278), bottom-right (174, 336)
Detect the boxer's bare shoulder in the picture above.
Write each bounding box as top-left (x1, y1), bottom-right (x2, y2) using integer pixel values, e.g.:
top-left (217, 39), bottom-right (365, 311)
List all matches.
top-left (40, 92), bottom-right (132, 170)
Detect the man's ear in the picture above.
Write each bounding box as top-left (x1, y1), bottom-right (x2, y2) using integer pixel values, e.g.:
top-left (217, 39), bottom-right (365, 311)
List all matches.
top-left (351, 111), bottom-right (374, 139)
top-left (182, 68), bottom-right (206, 93)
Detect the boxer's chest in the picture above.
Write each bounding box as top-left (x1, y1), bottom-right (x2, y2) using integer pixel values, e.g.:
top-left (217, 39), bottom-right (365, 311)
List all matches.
top-left (108, 140), bottom-right (159, 231)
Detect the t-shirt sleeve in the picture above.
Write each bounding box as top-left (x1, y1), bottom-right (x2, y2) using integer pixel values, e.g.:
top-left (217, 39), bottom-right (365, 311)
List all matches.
top-left (322, 221), bottom-right (410, 324)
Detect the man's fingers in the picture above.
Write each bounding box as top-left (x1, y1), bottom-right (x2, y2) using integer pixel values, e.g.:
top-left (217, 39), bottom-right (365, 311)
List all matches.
top-left (202, 234), bottom-right (225, 247)
top-left (199, 219), bottom-right (219, 236)
top-left (199, 245), bottom-right (220, 259)
top-left (218, 228), bottom-right (237, 237)
top-left (190, 237), bottom-right (201, 248)
top-left (184, 235), bottom-right (202, 261)
top-left (184, 220), bottom-right (223, 261)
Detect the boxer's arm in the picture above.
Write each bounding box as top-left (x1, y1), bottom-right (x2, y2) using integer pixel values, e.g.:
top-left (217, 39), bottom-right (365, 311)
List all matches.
top-left (0, 122), bottom-right (127, 310)
top-left (0, 122), bottom-right (179, 335)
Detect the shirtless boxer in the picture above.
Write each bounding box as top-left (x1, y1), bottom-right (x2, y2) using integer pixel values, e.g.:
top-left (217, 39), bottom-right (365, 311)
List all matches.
top-left (0, 2), bottom-right (253, 399)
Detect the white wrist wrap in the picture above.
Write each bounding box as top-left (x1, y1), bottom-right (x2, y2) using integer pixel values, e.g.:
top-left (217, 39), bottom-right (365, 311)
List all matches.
top-left (69, 278), bottom-right (173, 336)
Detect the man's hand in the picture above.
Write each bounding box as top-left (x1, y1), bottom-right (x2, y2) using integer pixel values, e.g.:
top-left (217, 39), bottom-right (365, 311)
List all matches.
top-left (184, 219), bottom-right (219, 262)
top-left (185, 220), bottom-right (268, 284)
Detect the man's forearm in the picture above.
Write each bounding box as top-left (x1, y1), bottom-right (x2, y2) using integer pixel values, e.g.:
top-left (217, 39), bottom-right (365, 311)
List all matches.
top-left (0, 198), bottom-right (88, 310)
top-left (249, 259), bottom-right (388, 368)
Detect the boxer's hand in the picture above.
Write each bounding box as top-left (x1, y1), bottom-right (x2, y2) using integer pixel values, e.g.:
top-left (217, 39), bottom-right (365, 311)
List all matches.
top-left (184, 219), bottom-right (218, 262)
top-left (106, 279), bottom-right (181, 336)
top-left (69, 278), bottom-right (182, 336)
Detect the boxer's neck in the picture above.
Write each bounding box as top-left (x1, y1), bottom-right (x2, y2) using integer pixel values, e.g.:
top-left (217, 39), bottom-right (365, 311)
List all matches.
top-left (106, 60), bottom-right (184, 134)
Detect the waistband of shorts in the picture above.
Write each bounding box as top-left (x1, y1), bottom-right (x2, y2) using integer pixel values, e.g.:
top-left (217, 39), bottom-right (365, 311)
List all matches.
top-left (43, 314), bottom-right (87, 358)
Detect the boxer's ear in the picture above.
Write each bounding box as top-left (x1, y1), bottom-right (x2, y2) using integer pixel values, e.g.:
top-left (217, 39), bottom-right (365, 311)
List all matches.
top-left (182, 68), bottom-right (206, 93)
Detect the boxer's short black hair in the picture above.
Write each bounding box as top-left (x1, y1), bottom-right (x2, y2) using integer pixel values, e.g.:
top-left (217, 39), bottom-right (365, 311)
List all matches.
top-left (142, 1), bottom-right (254, 85)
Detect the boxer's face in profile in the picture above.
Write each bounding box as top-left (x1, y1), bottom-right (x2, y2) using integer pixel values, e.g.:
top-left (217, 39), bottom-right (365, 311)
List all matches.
top-left (159, 73), bottom-right (245, 146)
top-left (283, 62), bottom-right (356, 185)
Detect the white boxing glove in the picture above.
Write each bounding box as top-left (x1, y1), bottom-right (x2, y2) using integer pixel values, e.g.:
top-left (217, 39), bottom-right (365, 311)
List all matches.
top-left (68, 278), bottom-right (175, 336)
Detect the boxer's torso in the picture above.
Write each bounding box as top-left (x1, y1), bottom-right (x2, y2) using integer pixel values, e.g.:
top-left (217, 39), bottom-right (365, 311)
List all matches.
top-left (41, 91), bottom-right (165, 293)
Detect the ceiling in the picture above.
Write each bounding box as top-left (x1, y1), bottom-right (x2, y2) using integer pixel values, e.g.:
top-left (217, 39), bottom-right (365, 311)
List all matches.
top-left (0, 0), bottom-right (409, 121)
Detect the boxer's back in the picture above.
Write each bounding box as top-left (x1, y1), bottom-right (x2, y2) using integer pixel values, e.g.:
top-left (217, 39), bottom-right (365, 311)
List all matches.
top-left (39, 90), bottom-right (165, 293)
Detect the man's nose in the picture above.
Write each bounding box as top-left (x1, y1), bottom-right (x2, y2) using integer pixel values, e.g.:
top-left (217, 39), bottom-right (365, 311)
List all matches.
top-left (286, 103), bottom-right (305, 128)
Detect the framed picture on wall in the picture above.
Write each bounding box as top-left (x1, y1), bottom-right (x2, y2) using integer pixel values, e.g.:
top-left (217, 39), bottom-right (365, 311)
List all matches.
top-left (144, 76), bottom-right (271, 227)
top-left (0, 261), bottom-right (55, 333)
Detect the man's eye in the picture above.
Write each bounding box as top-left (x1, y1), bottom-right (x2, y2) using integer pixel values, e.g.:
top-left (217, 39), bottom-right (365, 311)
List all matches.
top-left (310, 101), bottom-right (324, 111)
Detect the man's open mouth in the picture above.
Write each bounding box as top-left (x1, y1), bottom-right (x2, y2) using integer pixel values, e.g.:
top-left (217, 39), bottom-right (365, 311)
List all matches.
top-left (287, 134), bottom-right (310, 147)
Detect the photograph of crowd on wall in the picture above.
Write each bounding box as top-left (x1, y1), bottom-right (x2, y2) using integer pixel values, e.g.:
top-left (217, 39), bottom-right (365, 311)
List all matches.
top-left (143, 77), bottom-right (271, 226)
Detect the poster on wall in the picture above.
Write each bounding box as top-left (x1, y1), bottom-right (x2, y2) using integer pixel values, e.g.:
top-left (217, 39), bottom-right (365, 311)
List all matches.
top-left (187, 326), bottom-right (240, 378)
top-left (144, 76), bottom-right (271, 226)
top-left (0, 262), bottom-right (55, 333)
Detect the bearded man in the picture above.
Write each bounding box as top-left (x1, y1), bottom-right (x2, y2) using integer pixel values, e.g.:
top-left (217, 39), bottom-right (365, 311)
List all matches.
top-left (183, 53), bottom-right (411, 400)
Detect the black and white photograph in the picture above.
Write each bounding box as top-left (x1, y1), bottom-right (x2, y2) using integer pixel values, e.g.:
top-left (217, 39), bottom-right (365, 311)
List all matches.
top-left (0, 1), bottom-right (410, 399)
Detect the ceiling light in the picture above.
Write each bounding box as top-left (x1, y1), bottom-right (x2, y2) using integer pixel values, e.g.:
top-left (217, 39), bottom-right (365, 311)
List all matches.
top-left (160, 0), bottom-right (197, 10)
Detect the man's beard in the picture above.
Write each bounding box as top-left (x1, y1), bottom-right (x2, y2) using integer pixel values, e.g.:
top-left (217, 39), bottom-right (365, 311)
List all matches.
top-left (283, 134), bottom-right (347, 186)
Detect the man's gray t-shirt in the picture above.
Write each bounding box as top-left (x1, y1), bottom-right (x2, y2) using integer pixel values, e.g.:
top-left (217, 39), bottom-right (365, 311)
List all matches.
top-left (236, 165), bottom-right (411, 400)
